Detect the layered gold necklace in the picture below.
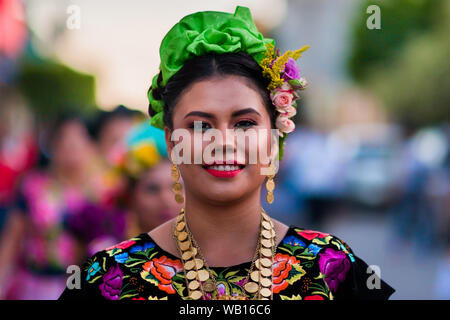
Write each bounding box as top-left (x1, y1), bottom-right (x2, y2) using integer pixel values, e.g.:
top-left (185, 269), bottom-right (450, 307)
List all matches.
top-left (173, 209), bottom-right (276, 300)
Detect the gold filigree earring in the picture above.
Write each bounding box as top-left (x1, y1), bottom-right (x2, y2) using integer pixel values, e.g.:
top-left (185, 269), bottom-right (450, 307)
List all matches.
top-left (266, 162), bottom-right (275, 204)
top-left (171, 163), bottom-right (184, 204)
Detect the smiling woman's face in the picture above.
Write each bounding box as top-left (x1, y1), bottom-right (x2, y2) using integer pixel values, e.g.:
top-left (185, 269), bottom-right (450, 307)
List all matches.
top-left (165, 75), bottom-right (275, 205)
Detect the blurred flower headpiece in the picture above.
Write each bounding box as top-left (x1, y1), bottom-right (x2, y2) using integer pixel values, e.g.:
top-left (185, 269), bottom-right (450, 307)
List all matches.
top-left (114, 122), bottom-right (168, 178)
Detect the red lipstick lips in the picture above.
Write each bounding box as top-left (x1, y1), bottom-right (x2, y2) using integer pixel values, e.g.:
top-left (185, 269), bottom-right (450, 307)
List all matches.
top-left (203, 161), bottom-right (244, 178)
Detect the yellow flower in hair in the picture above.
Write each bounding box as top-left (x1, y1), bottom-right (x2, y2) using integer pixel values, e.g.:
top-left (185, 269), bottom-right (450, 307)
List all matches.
top-left (260, 43), bottom-right (310, 90)
top-left (132, 142), bottom-right (160, 168)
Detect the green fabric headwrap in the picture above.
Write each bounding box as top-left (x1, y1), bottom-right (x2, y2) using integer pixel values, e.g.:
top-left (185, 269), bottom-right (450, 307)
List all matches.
top-left (148, 6), bottom-right (274, 129)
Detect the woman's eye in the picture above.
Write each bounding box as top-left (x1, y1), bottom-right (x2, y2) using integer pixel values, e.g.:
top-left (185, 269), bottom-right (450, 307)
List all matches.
top-left (189, 121), bottom-right (211, 131)
top-left (235, 120), bottom-right (256, 129)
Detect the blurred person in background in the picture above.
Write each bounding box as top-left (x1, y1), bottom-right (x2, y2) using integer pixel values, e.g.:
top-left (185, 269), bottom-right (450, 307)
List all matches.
top-left (90, 105), bottom-right (143, 168)
top-left (114, 121), bottom-right (183, 237)
top-left (391, 126), bottom-right (449, 253)
top-left (0, 114), bottom-right (125, 299)
top-left (0, 87), bottom-right (37, 232)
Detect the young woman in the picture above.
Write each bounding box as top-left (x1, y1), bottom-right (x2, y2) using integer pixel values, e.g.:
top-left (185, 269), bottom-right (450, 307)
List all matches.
top-left (59, 6), bottom-right (394, 300)
top-left (116, 121), bottom-right (182, 237)
top-left (0, 115), bottom-right (123, 299)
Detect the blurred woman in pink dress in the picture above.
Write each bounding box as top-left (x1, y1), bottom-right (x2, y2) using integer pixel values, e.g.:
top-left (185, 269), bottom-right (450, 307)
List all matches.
top-left (0, 114), bottom-right (126, 299)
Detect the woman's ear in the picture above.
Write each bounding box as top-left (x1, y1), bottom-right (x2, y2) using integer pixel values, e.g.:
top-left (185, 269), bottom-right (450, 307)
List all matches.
top-left (164, 126), bottom-right (174, 162)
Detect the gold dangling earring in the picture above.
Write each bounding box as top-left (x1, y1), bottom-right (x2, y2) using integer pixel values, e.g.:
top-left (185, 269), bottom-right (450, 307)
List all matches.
top-left (266, 162), bottom-right (275, 204)
top-left (171, 163), bottom-right (184, 204)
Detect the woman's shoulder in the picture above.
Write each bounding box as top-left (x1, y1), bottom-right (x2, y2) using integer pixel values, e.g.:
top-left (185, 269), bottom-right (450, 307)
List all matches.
top-left (281, 225), bottom-right (395, 300)
top-left (283, 225), bottom-right (355, 257)
top-left (60, 233), bottom-right (175, 300)
top-left (87, 233), bottom-right (159, 267)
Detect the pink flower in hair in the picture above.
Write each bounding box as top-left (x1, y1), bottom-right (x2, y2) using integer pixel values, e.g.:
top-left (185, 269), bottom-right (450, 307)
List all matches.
top-left (276, 116), bottom-right (295, 134)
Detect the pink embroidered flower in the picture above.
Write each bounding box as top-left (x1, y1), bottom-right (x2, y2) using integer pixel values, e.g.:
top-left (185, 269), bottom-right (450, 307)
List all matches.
top-left (270, 90), bottom-right (294, 110)
top-left (105, 239), bottom-right (136, 251)
top-left (304, 295), bottom-right (325, 300)
top-left (297, 230), bottom-right (330, 241)
top-left (276, 116), bottom-right (295, 134)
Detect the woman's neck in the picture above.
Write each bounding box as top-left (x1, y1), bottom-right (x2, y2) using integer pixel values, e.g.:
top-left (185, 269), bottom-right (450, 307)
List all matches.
top-left (183, 189), bottom-right (263, 267)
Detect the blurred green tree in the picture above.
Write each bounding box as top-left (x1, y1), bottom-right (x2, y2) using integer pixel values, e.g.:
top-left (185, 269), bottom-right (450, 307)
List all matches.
top-left (17, 59), bottom-right (96, 121)
top-left (13, 32), bottom-right (97, 122)
top-left (347, 0), bottom-right (449, 129)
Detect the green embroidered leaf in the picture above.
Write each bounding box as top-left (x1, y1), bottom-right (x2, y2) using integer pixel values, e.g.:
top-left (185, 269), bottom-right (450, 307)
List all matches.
top-left (130, 267), bottom-right (143, 274)
top-left (286, 264), bottom-right (306, 285)
top-left (280, 294), bottom-right (302, 300)
top-left (148, 296), bottom-right (168, 300)
top-left (309, 282), bottom-right (329, 294)
top-left (312, 235), bottom-right (332, 245)
top-left (148, 251), bottom-right (158, 260)
top-left (278, 246), bottom-right (294, 255)
top-left (228, 276), bottom-right (246, 285)
top-left (172, 273), bottom-right (185, 281)
top-left (106, 248), bottom-right (122, 257)
top-left (87, 275), bottom-right (102, 284)
top-left (310, 290), bottom-right (328, 297)
top-left (210, 269), bottom-right (219, 278)
top-left (172, 279), bottom-right (186, 296)
top-left (296, 249), bottom-right (316, 261)
top-left (125, 259), bottom-right (147, 268)
top-left (140, 270), bottom-right (158, 286)
top-left (301, 260), bottom-right (314, 268)
top-left (224, 270), bottom-right (240, 279)
top-left (283, 243), bottom-right (305, 253)
top-left (119, 293), bottom-right (139, 300)
top-left (314, 273), bottom-right (325, 280)
top-left (102, 257), bottom-right (107, 271)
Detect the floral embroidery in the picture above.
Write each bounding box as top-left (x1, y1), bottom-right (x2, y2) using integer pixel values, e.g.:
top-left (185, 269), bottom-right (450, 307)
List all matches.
top-left (141, 256), bottom-right (183, 294)
top-left (129, 242), bottom-right (155, 254)
top-left (272, 253), bottom-right (305, 293)
top-left (114, 252), bottom-right (129, 264)
top-left (296, 230), bottom-right (329, 241)
top-left (106, 239), bottom-right (136, 251)
top-left (86, 261), bottom-right (101, 281)
top-left (61, 227), bottom-right (375, 301)
top-left (99, 263), bottom-right (123, 300)
top-left (304, 295), bottom-right (325, 300)
top-left (282, 235), bottom-right (306, 247)
top-left (318, 248), bottom-right (351, 292)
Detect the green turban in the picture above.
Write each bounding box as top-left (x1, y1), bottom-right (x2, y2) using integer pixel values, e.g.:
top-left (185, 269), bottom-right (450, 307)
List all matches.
top-left (148, 6), bottom-right (274, 129)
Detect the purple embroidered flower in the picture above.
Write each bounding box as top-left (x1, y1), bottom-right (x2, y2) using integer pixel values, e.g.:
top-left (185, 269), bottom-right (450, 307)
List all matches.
top-left (282, 58), bottom-right (300, 81)
top-left (99, 264), bottom-right (123, 300)
top-left (318, 248), bottom-right (350, 292)
top-left (216, 283), bottom-right (227, 296)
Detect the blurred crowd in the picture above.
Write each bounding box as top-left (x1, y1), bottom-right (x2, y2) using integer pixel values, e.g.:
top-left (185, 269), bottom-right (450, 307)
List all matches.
top-left (1, 84), bottom-right (449, 299)
top-left (0, 87), bottom-right (182, 299)
top-left (271, 121), bottom-right (450, 252)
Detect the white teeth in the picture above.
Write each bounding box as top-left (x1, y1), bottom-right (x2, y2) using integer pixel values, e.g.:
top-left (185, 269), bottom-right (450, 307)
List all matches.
top-left (208, 165), bottom-right (240, 171)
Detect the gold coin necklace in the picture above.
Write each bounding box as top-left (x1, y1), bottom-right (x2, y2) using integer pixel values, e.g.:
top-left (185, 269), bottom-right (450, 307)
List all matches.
top-left (173, 208), bottom-right (276, 300)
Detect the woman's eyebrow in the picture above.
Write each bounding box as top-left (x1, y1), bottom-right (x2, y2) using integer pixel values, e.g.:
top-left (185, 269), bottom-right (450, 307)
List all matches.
top-left (184, 111), bottom-right (215, 119)
top-left (231, 108), bottom-right (261, 118)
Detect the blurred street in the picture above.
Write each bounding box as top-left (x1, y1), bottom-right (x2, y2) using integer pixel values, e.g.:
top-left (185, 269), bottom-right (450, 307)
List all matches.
top-left (321, 209), bottom-right (446, 300)
top-left (1, 0), bottom-right (449, 299)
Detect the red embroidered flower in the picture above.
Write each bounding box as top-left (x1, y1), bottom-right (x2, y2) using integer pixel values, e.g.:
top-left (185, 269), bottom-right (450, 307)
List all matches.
top-left (143, 256), bottom-right (183, 294)
top-left (105, 239), bottom-right (136, 251)
top-left (132, 297), bottom-right (146, 300)
top-left (304, 295), bottom-right (324, 300)
top-left (272, 253), bottom-right (300, 293)
top-left (297, 230), bottom-right (329, 241)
